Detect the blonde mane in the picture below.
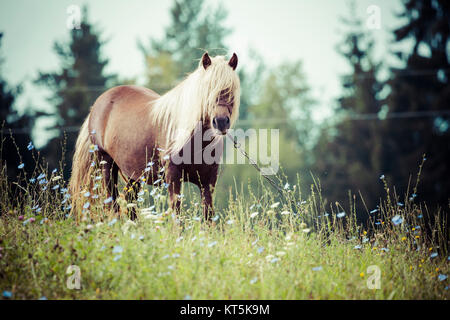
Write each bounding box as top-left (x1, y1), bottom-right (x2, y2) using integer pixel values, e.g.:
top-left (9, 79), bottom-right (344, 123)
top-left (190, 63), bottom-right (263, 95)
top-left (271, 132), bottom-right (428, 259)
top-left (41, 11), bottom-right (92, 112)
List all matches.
top-left (151, 55), bottom-right (240, 154)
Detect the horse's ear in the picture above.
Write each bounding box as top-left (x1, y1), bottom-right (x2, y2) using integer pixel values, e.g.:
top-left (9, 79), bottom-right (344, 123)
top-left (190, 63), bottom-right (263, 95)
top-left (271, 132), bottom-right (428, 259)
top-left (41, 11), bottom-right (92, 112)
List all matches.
top-left (228, 53), bottom-right (238, 70)
top-left (202, 52), bottom-right (211, 70)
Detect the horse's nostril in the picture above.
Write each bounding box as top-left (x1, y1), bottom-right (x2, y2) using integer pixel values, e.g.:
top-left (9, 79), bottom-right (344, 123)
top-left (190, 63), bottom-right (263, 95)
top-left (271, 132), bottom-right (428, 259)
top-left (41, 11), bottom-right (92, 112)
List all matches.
top-left (226, 117), bottom-right (230, 125)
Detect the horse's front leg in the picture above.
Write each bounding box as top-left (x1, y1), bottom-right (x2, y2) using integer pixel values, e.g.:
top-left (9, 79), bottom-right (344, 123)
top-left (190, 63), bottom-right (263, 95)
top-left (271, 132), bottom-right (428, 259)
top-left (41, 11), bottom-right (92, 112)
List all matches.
top-left (166, 164), bottom-right (182, 214)
top-left (201, 185), bottom-right (214, 220)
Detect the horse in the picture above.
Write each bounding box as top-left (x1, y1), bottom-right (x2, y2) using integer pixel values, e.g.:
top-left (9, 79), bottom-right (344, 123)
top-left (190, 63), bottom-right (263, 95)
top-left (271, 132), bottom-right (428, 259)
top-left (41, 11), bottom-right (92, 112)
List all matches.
top-left (69, 52), bottom-right (240, 220)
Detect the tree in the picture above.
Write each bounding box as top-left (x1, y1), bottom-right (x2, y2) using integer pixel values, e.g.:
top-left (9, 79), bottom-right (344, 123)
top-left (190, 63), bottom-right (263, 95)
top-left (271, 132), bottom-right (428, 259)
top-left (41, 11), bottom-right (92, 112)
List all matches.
top-left (36, 7), bottom-right (115, 175)
top-left (140, 0), bottom-right (231, 94)
top-left (385, 0), bottom-right (450, 210)
top-left (0, 32), bottom-right (37, 180)
top-left (310, 6), bottom-right (385, 217)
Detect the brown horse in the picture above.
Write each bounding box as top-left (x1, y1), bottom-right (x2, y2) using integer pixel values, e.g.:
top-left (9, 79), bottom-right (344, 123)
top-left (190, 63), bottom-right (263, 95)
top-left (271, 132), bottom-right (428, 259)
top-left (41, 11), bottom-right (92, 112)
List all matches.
top-left (69, 52), bottom-right (240, 220)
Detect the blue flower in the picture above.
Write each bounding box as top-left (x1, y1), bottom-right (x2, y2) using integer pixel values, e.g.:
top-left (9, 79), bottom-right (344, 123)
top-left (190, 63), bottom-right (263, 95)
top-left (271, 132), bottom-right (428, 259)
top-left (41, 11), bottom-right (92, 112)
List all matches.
top-left (112, 245), bottom-right (123, 254)
top-left (52, 168), bottom-right (57, 174)
top-left (52, 185), bottom-right (60, 190)
top-left (379, 174), bottom-right (385, 180)
top-left (108, 218), bottom-right (117, 226)
top-left (417, 214), bottom-right (423, 219)
top-left (144, 167), bottom-right (151, 172)
top-left (39, 179), bottom-right (47, 185)
top-left (83, 202), bottom-right (90, 209)
top-left (147, 161), bottom-right (154, 167)
top-left (84, 191), bottom-right (90, 197)
top-left (27, 142), bottom-right (34, 150)
top-left (208, 241), bottom-right (218, 248)
top-left (430, 252), bottom-right (438, 258)
top-left (392, 215), bottom-right (403, 225)
top-left (438, 274), bottom-right (447, 282)
top-left (212, 215), bottom-right (219, 222)
top-left (38, 296), bottom-right (47, 300)
top-left (312, 266), bottom-right (323, 271)
top-left (18, 163), bottom-right (25, 169)
top-left (270, 257), bottom-right (280, 263)
top-left (29, 178), bottom-right (36, 183)
top-left (2, 290), bottom-right (12, 298)
top-left (104, 197), bottom-right (113, 204)
top-left (336, 212), bottom-right (346, 218)
top-left (397, 202), bottom-right (404, 207)
top-left (381, 248), bottom-right (389, 252)
top-left (113, 255), bottom-right (122, 261)
top-left (37, 173), bottom-right (46, 180)
top-left (257, 246), bottom-right (264, 254)
top-left (370, 209), bottom-right (379, 214)
top-left (354, 245), bottom-right (362, 249)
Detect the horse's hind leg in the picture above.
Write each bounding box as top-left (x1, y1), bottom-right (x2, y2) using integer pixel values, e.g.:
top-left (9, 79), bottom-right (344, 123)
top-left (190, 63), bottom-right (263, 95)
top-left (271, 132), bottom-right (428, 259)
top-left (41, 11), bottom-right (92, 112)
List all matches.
top-left (100, 152), bottom-right (119, 213)
top-left (125, 179), bottom-right (139, 220)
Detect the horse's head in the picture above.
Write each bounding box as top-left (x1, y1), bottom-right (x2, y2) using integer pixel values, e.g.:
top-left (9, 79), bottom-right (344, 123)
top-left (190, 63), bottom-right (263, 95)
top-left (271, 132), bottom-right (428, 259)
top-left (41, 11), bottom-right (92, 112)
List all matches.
top-left (199, 52), bottom-right (240, 136)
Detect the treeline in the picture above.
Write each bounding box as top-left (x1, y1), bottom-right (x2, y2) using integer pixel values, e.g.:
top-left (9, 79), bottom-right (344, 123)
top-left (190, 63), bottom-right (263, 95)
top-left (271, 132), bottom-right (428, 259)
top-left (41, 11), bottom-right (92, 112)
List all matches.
top-left (1, 0), bottom-right (449, 218)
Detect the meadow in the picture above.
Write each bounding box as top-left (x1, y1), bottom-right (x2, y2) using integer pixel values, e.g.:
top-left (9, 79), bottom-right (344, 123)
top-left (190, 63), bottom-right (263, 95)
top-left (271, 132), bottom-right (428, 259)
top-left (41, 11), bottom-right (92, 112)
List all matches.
top-left (0, 148), bottom-right (449, 300)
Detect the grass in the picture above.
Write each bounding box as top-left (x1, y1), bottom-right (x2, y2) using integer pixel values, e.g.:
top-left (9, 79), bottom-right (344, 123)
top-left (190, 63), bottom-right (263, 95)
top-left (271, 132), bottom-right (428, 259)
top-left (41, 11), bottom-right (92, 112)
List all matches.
top-left (0, 147), bottom-right (449, 299)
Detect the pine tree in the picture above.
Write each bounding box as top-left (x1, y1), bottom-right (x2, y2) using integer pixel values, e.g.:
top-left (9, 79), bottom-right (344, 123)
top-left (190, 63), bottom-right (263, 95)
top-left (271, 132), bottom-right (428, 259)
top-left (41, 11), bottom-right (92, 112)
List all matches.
top-left (311, 7), bottom-right (385, 217)
top-left (385, 0), bottom-right (450, 209)
top-left (36, 7), bottom-right (115, 175)
top-left (0, 32), bottom-right (37, 180)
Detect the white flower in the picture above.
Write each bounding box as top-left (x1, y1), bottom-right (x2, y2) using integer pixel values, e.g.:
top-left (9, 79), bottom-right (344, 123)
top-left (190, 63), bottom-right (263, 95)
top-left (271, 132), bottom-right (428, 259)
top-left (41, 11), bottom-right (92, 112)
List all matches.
top-left (270, 202), bottom-right (280, 208)
top-left (281, 210), bottom-right (290, 215)
top-left (250, 212), bottom-right (259, 218)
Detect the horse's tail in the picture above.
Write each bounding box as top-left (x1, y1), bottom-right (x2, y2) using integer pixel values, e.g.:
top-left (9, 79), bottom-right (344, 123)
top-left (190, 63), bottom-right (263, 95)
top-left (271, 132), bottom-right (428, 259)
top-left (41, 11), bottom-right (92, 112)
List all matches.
top-left (69, 114), bottom-right (93, 216)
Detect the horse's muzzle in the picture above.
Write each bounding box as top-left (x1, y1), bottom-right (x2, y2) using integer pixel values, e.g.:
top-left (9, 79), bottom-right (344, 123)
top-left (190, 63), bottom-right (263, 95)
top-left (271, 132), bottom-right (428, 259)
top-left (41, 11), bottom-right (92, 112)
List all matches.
top-left (212, 116), bottom-right (230, 135)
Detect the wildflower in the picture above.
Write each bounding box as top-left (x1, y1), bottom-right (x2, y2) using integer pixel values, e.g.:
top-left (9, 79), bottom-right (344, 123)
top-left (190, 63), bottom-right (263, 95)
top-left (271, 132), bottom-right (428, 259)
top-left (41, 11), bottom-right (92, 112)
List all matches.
top-left (417, 214), bottom-right (423, 219)
top-left (284, 183), bottom-right (290, 190)
top-left (91, 129), bottom-right (96, 134)
top-left (144, 167), bottom-right (151, 172)
top-left (226, 219), bottom-right (234, 225)
top-left (52, 168), bottom-right (57, 174)
top-left (2, 291), bottom-right (12, 299)
top-left (95, 175), bottom-right (102, 181)
top-left (99, 160), bottom-right (107, 165)
top-left (208, 241), bottom-right (218, 248)
top-left (38, 296), bottom-right (47, 300)
top-left (113, 255), bottom-right (122, 261)
top-left (52, 175), bottom-right (62, 182)
top-left (112, 246), bottom-right (123, 254)
top-left (381, 248), bottom-right (389, 252)
top-left (29, 178), bottom-right (36, 183)
top-left (183, 295), bottom-right (192, 300)
top-left (18, 215), bottom-right (24, 221)
top-left (370, 209), bottom-right (378, 214)
top-left (139, 235), bottom-right (144, 241)
top-left (108, 218), bottom-right (117, 226)
top-left (153, 179), bottom-right (161, 185)
top-left (302, 228), bottom-right (311, 234)
top-left (212, 215), bottom-right (219, 222)
top-left (379, 174), bottom-right (385, 180)
top-left (137, 197), bottom-right (144, 203)
top-left (336, 212), bottom-right (346, 218)
top-left (163, 155), bottom-right (170, 160)
top-left (83, 202), bottom-right (90, 209)
top-left (354, 245), bottom-right (362, 250)
top-left (281, 210), bottom-right (290, 215)
top-left (401, 237), bottom-right (407, 241)
top-left (147, 161), bottom-right (154, 167)
top-left (360, 272), bottom-right (365, 278)
top-left (250, 212), bottom-right (259, 218)
top-left (270, 257), bottom-right (280, 263)
top-left (104, 197), bottom-right (113, 204)
top-left (276, 251), bottom-right (286, 256)
top-left (167, 265), bottom-right (175, 270)
top-left (430, 252), bottom-right (438, 258)
top-left (176, 236), bottom-right (183, 243)
top-left (270, 202), bottom-right (280, 208)
top-left (92, 194), bottom-right (99, 199)
top-left (257, 246), bottom-right (264, 254)
top-left (27, 142), bottom-right (34, 150)
top-left (18, 163), bottom-right (25, 169)
top-left (37, 173), bottom-right (46, 180)
top-left (438, 274), bottom-right (448, 282)
top-left (392, 215), bottom-right (403, 225)
top-left (90, 161), bottom-right (95, 167)
top-left (397, 202), bottom-right (404, 207)
top-left (84, 191), bottom-right (91, 197)
top-left (159, 167), bottom-right (165, 173)
top-left (250, 277), bottom-right (258, 284)
top-left (312, 266), bottom-right (323, 271)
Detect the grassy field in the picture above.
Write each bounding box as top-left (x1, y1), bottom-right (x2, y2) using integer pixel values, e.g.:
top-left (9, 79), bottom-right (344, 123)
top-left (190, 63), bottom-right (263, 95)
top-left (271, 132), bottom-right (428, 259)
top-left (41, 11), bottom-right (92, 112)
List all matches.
top-left (0, 157), bottom-right (449, 300)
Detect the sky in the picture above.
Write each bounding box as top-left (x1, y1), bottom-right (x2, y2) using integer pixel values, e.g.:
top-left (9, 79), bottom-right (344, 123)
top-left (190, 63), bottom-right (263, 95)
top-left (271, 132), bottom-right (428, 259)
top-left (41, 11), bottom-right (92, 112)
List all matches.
top-left (0, 0), bottom-right (405, 146)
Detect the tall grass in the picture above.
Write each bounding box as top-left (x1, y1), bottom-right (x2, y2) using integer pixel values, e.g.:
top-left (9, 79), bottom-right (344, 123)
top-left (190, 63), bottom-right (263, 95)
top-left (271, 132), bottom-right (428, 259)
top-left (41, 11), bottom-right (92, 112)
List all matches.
top-left (0, 139), bottom-right (448, 299)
